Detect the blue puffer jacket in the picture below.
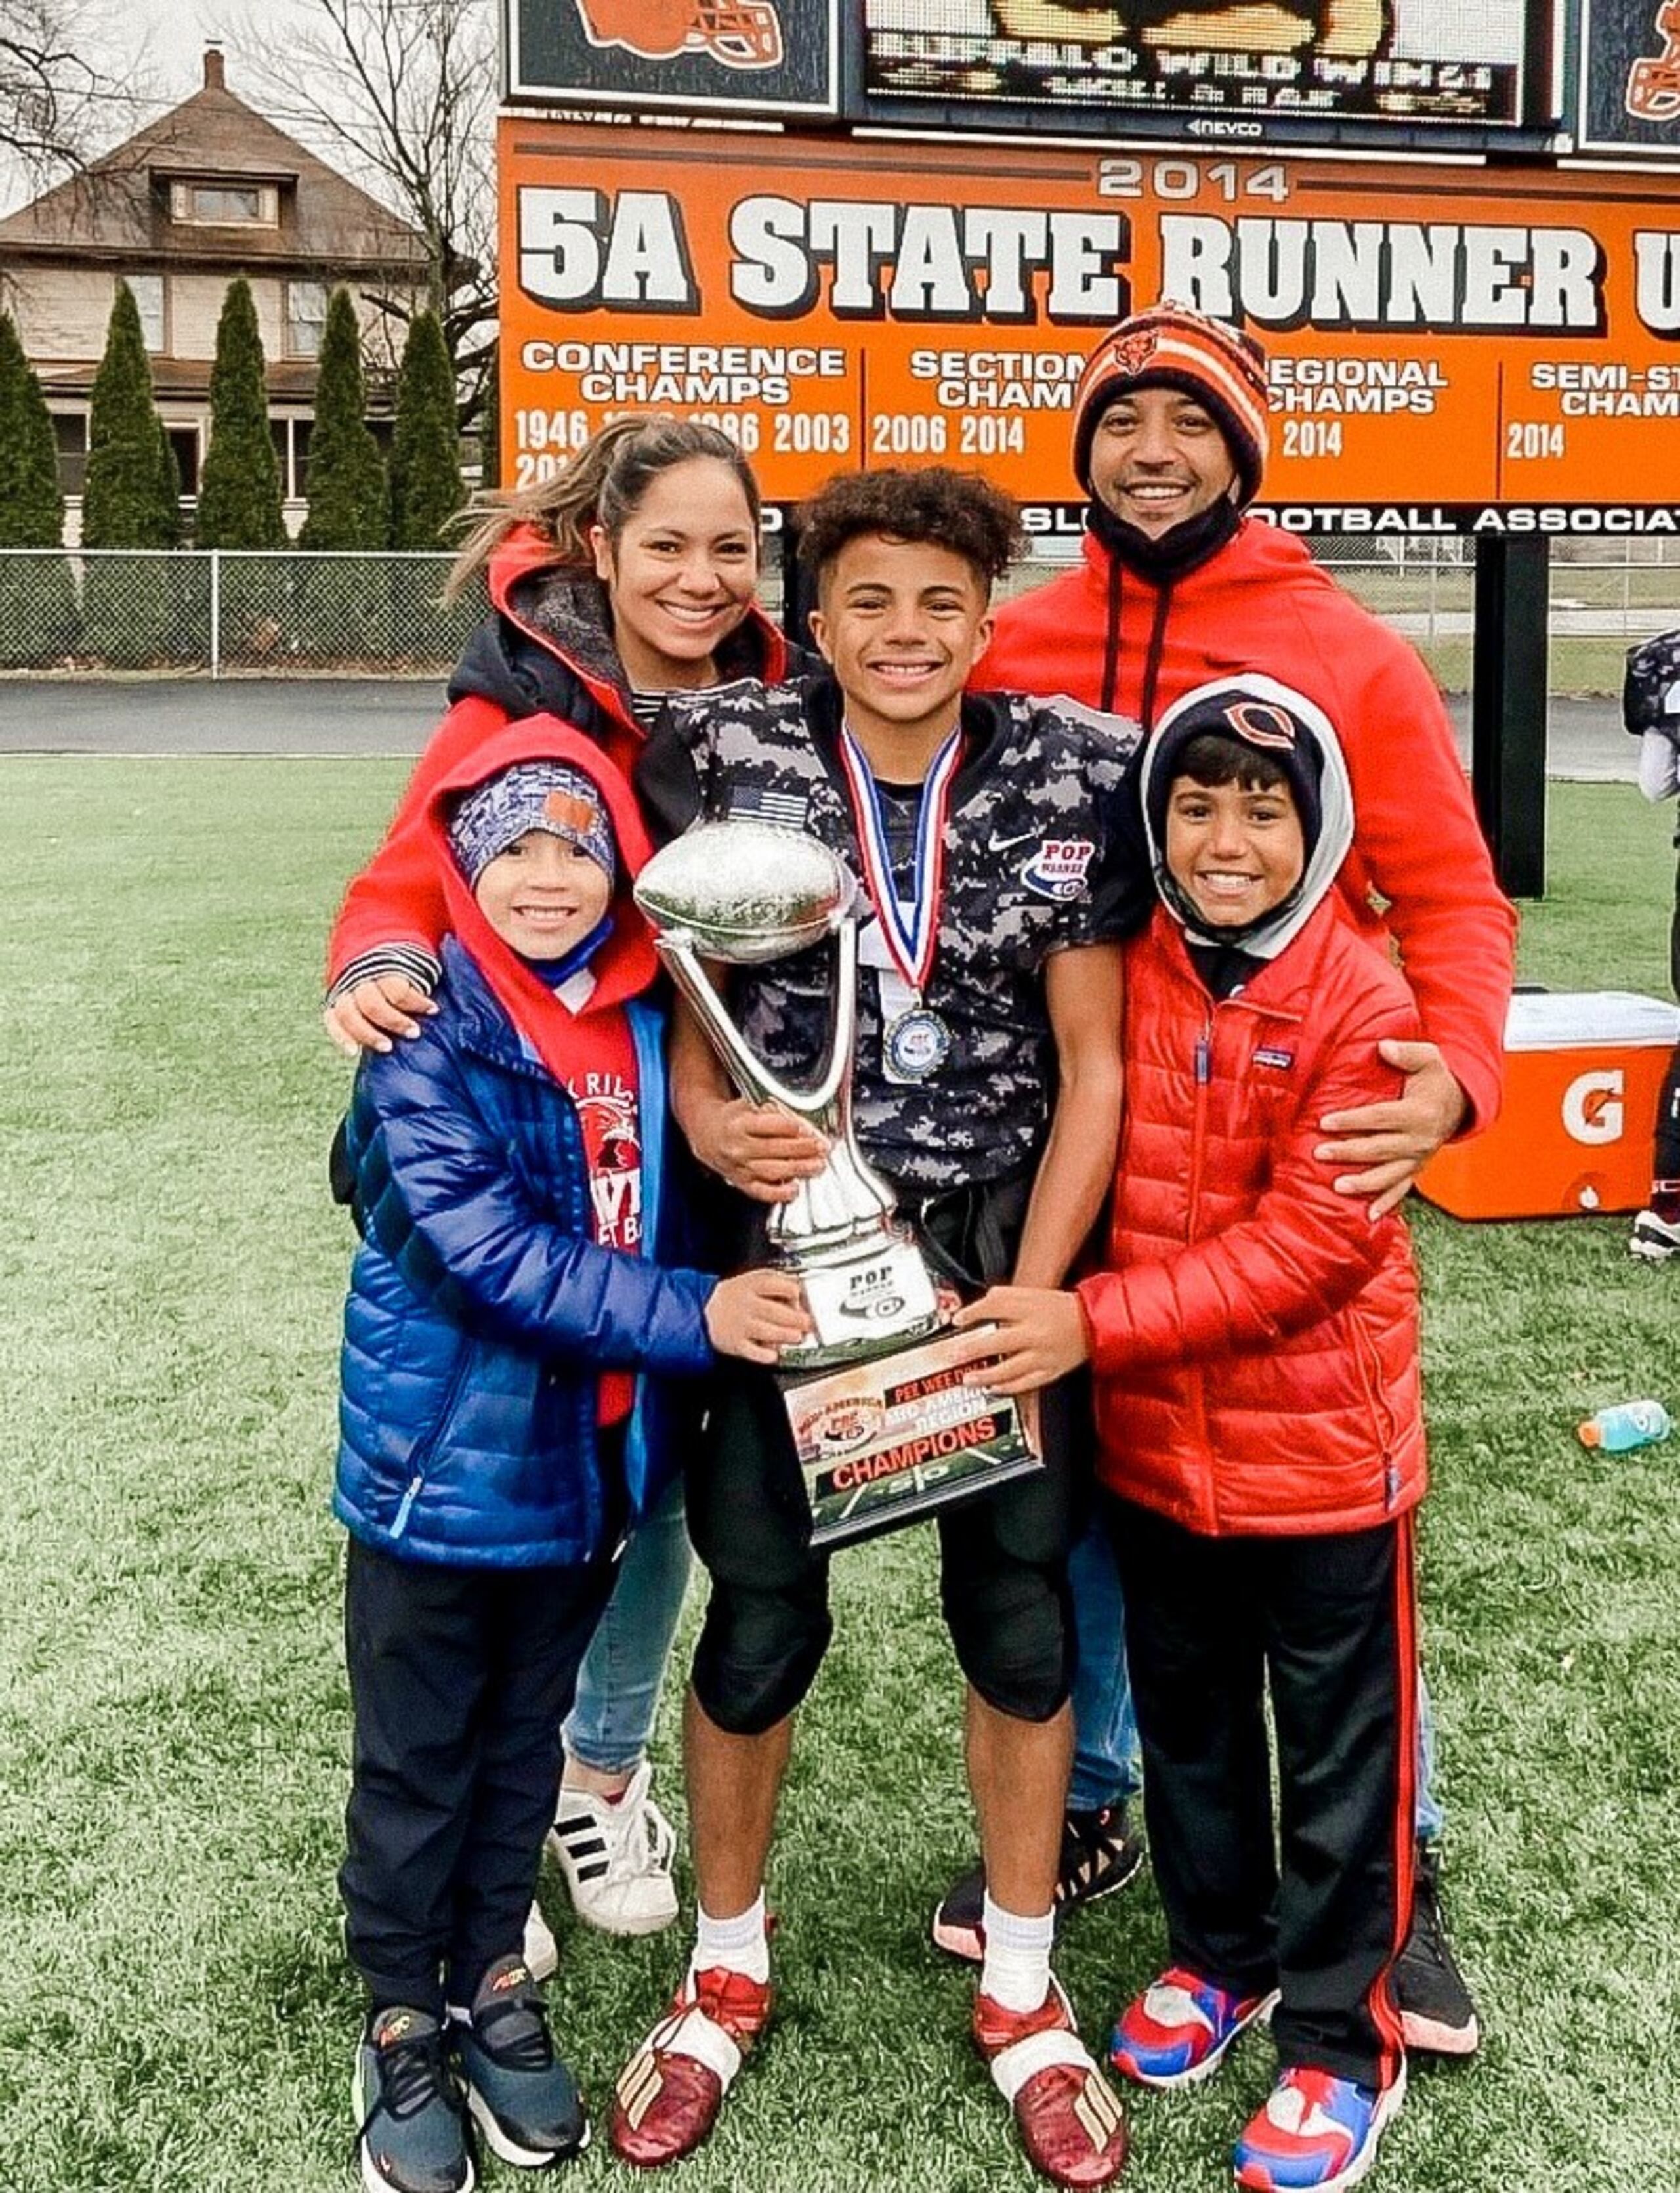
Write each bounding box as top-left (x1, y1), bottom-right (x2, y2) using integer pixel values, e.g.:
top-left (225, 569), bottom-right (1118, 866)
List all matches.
top-left (333, 937), bottom-right (716, 1570)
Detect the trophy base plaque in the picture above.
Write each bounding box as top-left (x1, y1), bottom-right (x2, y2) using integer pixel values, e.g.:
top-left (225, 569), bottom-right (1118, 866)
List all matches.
top-left (781, 1323), bottom-right (1041, 1550)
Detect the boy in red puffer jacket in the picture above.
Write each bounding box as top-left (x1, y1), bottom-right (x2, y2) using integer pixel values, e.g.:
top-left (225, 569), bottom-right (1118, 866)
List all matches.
top-left (953, 671), bottom-right (1429, 2193)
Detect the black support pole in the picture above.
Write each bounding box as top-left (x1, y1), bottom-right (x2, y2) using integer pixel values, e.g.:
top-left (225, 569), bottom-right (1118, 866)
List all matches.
top-left (778, 511), bottom-right (814, 655)
top-left (1471, 534), bottom-right (1549, 900)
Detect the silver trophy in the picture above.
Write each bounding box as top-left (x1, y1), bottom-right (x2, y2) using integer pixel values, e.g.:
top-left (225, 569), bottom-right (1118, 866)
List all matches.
top-left (633, 819), bottom-right (940, 1367)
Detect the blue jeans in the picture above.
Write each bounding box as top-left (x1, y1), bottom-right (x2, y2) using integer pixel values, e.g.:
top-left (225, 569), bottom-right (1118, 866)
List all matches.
top-left (562, 1474), bottom-right (693, 1776)
top-left (1069, 1514), bottom-right (1445, 1841)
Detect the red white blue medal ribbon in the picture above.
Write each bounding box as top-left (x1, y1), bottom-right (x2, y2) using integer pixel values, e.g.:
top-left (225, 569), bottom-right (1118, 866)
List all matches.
top-left (837, 722), bottom-right (959, 999)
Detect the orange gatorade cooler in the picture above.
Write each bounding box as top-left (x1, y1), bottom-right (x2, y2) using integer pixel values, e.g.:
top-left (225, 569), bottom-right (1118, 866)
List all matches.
top-left (1417, 991), bottom-right (1680, 1220)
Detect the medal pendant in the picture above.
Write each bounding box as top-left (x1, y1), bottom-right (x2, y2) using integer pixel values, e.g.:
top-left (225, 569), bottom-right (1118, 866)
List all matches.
top-left (884, 1005), bottom-right (952, 1084)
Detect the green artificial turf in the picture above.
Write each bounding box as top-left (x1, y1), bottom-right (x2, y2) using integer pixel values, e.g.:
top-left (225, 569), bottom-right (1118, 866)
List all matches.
top-left (0, 760), bottom-right (1674, 2192)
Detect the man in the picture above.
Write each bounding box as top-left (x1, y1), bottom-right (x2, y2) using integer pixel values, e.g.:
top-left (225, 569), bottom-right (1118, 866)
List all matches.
top-left (932, 301), bottom-right (1515, 2061)
top-left (1622, 626), bottom-right (1680, 1261)
top-left (610, 467), bottom-right (1143, 2188)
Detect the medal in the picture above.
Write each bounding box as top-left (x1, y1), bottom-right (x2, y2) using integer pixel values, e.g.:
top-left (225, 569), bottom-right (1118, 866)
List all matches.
top-left (839, 723), bottom-right (959, 1085)
top-left (884, 1005), bottom-right (952, 1083)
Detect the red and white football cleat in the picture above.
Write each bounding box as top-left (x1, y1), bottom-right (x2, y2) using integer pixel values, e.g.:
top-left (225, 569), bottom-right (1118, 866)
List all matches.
top-left (973, 1980), bottom-right (1129, 2189)
top-left (610, 1965), bottom-right (774, 2169)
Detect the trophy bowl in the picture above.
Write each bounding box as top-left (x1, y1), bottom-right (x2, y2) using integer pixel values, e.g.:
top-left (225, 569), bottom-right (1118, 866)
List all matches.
top-left (634, 820), bottom-right (851, 965)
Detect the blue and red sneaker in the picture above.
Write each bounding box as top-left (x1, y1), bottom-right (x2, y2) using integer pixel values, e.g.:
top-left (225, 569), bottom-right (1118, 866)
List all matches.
top-left (1108, 1967), bottom-right (1279, 2090)
top-left (1232, 2062), bottom-right (1407, 2192)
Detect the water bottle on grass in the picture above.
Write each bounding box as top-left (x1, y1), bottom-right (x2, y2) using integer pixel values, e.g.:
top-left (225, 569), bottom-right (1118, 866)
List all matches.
top-left (1577, 1400), bottom-right (1673, 1452)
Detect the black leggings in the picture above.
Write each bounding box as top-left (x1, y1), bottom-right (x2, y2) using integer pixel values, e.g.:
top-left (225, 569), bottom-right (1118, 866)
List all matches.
top-left (686, 1172), bottom-right (1082, 1734)
top-left (686, 1359), bottom-right (1079, 1733)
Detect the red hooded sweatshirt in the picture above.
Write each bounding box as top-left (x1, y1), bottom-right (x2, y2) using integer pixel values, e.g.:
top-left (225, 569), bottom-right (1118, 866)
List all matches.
top-left (978, 520), bottom-right (1515, 1132)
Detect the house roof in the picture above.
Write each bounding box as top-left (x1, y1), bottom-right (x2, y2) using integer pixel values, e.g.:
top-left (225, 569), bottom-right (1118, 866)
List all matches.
top-left (0, 47), bottom-right (432, 278)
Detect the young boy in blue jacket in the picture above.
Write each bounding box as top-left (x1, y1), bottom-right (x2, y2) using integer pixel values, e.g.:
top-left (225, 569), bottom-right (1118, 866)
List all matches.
top-left (333, 715), bottom-right (806, 2193)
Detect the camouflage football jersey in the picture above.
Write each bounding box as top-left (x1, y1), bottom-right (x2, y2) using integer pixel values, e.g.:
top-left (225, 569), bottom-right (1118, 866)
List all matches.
top-left (637, 674), bottom-right (1149, 1192)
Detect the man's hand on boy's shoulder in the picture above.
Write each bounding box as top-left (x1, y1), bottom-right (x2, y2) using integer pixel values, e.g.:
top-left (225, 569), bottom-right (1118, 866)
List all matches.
top-left (323, 973), bottom-right (439, 1059)
top-left (1316, 1040), bottom-right (1469, 1220)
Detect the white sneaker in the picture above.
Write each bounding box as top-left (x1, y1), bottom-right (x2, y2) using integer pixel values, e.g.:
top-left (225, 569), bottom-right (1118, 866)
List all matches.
top-left (547, 1760), bottom-right (679, 1937)
top-left (523, 1900), bottom-right (558, 1982)
top-left (1629, 1208), bottom-right (1680, 1261)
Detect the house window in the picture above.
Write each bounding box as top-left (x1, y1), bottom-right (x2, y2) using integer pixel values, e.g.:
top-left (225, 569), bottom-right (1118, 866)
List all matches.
top-left (285, 281), bottom-right (328, 360)
top-left (127, 274), bottom-right (165, 352)
top-left (165, 425), bottom-right (200, 500)
top-left (270, 416), bottom-right (314, 501)
top-left (52, 412), bottom-right (87, 497)
top-left (169, 181), bottom-right (278, 227)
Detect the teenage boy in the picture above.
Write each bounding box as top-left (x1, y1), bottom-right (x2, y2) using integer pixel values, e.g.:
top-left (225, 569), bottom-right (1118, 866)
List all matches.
top-left (611, 469), bottom-right (1144, 2188)
top-left (334, 719), bottom-right (806, 2193)
top-left (955, 675), bottom-right (1427, 2193)
top-left (936, 301), bottom-right (1513, 2058)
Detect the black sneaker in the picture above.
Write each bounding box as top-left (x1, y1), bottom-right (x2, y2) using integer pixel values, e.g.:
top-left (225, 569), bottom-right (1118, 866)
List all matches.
top-left (353, 2007), bottom-right (474, 2193)
top-left (1393, 1843), bottom-right (1480, 2058)
top-left (931, 1804), bottom-right (1147, 1962)
top-left (453, 1954), bottom-right (588, 2166)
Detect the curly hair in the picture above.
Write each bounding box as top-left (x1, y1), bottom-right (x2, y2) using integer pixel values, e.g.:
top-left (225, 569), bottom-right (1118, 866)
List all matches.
top-left (798, 468), bottom-right (1022, 593)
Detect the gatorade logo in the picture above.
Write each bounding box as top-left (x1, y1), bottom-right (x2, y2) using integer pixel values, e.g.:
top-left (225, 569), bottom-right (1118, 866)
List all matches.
top-left (1562, 1069), bottom-right (1625, 1146)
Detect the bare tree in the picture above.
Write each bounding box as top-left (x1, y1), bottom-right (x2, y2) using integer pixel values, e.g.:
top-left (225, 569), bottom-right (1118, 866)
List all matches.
top-left (0, 0), bottom-right (129, 175)
top-left (240, 0), bottom-right (497, 431)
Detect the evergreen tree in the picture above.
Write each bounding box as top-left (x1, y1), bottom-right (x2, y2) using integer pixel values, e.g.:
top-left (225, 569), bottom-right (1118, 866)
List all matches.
top-left (297, 285), bottom-right (390, 661)
top-left (196, 276), bottom-right (287, 549)
top-left (299, 287), bottom-right (386, 549)
top-left (155, 419), bottom-right (184, 549)
top-left (82, 282), bottom-right (178, 549)
top-left (388, 309), bottom-right (463, 551)
top-left (0, 313), bottom-right (78, 664)
top-left (82, 282), bottom-right (180, 664)
top-left (0, 313), bottom-right (65, 546)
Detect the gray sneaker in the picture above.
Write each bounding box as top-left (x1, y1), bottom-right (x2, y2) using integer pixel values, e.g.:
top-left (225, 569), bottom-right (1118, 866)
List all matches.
top-left (453, 1955), bottom-right (587, 2167)
top-left (353, 2007), bottom-right (474, 2193)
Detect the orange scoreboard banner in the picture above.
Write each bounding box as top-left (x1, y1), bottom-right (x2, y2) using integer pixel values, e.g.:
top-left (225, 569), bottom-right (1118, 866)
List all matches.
top-left (500, 121), bottom-right (1680, 534)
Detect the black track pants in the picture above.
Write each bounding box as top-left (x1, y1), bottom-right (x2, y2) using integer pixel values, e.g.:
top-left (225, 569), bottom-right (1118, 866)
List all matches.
top-left (339, 1536), bottom-right (616, 2012)
top-left (1104, 1495), bottom-right (1415, 2091)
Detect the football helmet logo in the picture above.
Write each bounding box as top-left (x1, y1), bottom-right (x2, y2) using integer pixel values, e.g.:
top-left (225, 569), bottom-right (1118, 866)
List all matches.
top-left (574, 0), bottom-right (784, 70)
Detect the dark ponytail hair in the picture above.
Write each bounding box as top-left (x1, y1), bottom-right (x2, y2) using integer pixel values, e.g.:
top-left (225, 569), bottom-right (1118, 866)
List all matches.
top-left (446, 415), bottom-right (761, 602)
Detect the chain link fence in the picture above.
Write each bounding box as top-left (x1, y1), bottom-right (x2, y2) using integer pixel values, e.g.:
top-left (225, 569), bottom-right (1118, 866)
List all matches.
top-left (1, 539), bottom-right (1677, 694)
top-left (1006, 534), bottom-right (1680, 698)
top-left (0, 550), bottom-right (487, 676)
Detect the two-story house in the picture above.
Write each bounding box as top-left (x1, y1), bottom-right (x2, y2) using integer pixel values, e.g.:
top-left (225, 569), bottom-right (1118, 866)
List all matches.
top-left (0, 45), bottom-right (433, 539)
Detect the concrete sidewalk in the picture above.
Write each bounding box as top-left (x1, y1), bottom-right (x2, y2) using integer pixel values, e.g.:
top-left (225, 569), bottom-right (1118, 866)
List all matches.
top-left (0, 675), bottom-right (1641, 780)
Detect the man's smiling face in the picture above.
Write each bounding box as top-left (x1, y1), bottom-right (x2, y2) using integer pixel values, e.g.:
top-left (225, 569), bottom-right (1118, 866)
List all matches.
top-left (1086, 385), bottom-right (1239, 540)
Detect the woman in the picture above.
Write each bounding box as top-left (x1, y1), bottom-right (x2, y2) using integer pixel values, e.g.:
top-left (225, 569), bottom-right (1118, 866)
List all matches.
top-left (324, 417), bottom-right (798, 1972)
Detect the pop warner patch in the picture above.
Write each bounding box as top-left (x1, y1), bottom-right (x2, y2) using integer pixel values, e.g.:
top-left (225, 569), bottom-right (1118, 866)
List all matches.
top-left (1020, 838), bottom-right (1095, 901)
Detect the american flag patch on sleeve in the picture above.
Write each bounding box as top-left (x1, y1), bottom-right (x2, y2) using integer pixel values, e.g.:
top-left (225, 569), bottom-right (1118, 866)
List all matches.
top-left (728, 784), bottom-right (810, 832)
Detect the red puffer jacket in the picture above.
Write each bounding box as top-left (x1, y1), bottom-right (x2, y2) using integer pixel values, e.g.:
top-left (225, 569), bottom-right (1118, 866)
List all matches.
top-left (1076, 900), bottom-right (1427, 1538)
top-left (978, 519), bottom-right (1515, 1136)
